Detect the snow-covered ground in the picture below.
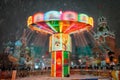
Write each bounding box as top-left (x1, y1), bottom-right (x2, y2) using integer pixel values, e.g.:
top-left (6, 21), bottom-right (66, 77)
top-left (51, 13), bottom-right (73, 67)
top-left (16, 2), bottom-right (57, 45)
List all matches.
top-left (16, 74), bottom-right (110, 80)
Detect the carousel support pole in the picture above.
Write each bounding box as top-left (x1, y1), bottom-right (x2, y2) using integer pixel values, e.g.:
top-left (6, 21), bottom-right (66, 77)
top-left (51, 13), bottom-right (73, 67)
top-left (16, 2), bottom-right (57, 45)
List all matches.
top-left (50, 33), bottom-right (71, 77)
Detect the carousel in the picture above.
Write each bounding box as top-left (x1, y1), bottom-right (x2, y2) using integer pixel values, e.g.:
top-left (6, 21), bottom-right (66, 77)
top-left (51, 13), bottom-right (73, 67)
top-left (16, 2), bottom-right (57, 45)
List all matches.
top-left (27, 10), bottom-right (94, 77)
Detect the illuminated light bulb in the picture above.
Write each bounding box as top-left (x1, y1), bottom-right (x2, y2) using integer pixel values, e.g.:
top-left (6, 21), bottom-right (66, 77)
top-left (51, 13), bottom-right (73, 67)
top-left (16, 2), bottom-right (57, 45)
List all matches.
top-left (57, 58), bottom-right (61, 65)
top-left (60, 10), bottom-right (63, 14)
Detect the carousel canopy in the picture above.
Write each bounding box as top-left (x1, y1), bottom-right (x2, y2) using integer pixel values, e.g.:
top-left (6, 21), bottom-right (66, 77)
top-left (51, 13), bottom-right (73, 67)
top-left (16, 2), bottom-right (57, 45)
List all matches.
top-left (27, 11), bottom-right (94, 34)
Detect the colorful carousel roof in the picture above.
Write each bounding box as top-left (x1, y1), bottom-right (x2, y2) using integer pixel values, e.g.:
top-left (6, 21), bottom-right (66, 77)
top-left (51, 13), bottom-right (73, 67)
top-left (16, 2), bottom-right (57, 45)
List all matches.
top-left (27, 11), bottom-right (94, 34)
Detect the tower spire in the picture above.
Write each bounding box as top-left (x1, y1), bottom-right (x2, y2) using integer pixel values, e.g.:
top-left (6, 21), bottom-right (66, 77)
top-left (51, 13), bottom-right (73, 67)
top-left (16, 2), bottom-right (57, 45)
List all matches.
top-left (97, 16), bottom-right (110, 34)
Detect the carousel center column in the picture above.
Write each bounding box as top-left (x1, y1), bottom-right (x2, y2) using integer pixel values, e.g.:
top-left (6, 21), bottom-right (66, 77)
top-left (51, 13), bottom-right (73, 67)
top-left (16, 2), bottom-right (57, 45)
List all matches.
top-left (49, 33), bottom-right (72, 77)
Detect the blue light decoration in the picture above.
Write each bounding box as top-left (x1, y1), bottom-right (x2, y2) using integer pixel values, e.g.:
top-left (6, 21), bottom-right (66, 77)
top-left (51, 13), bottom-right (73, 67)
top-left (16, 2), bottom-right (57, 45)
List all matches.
top-left (15, 40), bottom-right (22, 47)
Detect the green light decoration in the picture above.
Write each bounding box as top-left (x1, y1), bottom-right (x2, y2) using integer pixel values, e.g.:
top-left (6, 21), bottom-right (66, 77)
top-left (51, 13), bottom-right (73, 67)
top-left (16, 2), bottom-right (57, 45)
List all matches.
top-left (47, 21), bottom-right (60, 32)
top-left (64, 51), bottom-right (69, 77)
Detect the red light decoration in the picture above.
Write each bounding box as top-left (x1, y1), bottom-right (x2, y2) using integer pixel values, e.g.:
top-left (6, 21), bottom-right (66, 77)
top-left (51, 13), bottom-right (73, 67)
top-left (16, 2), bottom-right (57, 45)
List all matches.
top-left (56, 51), bottom-right (62, 77)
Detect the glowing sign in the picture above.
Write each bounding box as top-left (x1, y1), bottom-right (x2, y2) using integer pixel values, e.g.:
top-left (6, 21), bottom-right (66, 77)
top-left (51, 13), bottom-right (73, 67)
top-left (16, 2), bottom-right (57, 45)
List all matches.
top-left (88, 17), bottom-right (94, 27)
top-left (44, 11), bottom-right (61, 20)
top-left (78, 14), bottom-right (89, 23)
top-left (33, 12), bottom-right (44, 23)
top-left (50, 33), bottom-right (71, 52)
top-left (61, 11), bottom-right (78, 21)
top-left (27, 16), bottom-right (32, 26)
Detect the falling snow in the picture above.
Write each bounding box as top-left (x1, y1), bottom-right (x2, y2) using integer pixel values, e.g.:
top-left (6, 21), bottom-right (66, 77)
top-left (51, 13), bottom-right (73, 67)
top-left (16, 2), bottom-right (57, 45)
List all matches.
top-left (0, 0), bottom-right (120, 51)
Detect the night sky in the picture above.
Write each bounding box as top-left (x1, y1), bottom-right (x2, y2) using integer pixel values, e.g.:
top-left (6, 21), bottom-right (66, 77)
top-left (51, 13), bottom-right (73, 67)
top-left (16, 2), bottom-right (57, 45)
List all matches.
top-left (0, 0), bottom-right (120, 51)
